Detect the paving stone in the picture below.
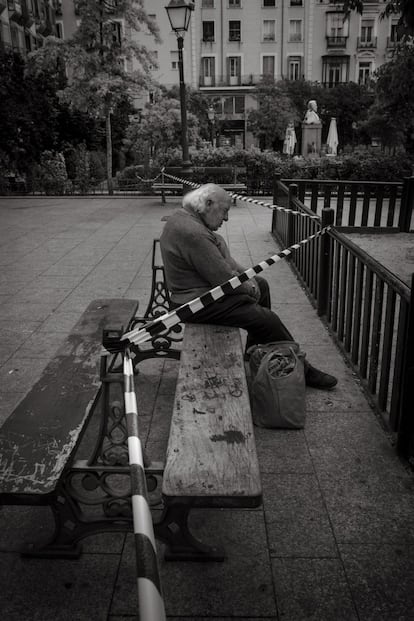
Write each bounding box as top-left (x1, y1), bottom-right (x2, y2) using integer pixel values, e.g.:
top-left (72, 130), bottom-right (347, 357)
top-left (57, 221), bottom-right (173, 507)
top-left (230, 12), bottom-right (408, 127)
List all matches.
top-left (0, 356), bottom-right (49, 393)
top-left (319, 471), bottom-right (414, 544)
top-left (305, 410), bottom-right (401, 478)
top-left (339, 543), bottom-right (414, 621)
top-left (0, 551), bottom-right (119, 621)
top-left (254, 426), bottom-right (314, 474)
top-left (262, 473), bottom-right (337, 557)
top-left (113, 509), bottom-right (276, 618)
top-left (272, 558), bottom-right (358, 621)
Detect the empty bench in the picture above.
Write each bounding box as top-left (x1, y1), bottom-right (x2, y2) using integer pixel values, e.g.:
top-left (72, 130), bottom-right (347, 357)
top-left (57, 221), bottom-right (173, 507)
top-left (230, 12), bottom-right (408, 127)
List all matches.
top-left (0, 298), bottom-right (139, 557)
top-left (153, 166), bottom-right (247, 204)
top-left (153, 322), bottom-right (262, 560)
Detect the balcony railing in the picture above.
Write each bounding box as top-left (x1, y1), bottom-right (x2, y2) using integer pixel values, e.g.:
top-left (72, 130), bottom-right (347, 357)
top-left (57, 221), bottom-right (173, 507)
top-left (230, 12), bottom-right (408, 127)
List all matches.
top-left (200, 74), bottom-right (273, 87)
top-left (357, 36), bottom-right (377, 48)
top-left (386, 36), bottom-right (400, 48)
top-left (326, 35), bottom-right (347, 48)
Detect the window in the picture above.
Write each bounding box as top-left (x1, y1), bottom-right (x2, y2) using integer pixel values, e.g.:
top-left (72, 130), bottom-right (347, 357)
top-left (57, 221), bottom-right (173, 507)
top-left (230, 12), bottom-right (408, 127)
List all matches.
top-left (290, 0), bottom-right (302, 5)
top-left (360, 19), bottom-right (374, 42)
top-left (227, 56), bottom-right (241, 83)
top-left (229, 0), bottom-right (241, 6)
top-left (288, 56), bottom-right (302, 80)
top-left (202, 56), bottom-right (215, 77)
top-left (327, 12), bottom-right (348, 37)
top-left (390, 22), bottom-right (401, 42)
top-left (111, 21), bottom-right (122, 44)
top-left (202, 21), bottom-right (215, 41)
top-left (358, 61), bottom-right (372, 84)
top-left (263, 0), bottom-right (275, 6)
top-left (221, 96), bottom-right (245, 114)
top-left (322, 56), bottom-right (349, 87)
top-left (262, 55), bottom-right (275, 76)
top-left (263, 19), bottom-right (275, 41)
top-left (229, 20), bottom-right (241, 41)
top-left (171, 50), bottom-right (178, 70)
top-left (55, 21), bottom-right (64, 38)
top-left (202, 0), bottom-right (214, 6)
top-left (234, 96), bottom-right (245, 113)
top-left (289, 19), bottom-right (302, 41)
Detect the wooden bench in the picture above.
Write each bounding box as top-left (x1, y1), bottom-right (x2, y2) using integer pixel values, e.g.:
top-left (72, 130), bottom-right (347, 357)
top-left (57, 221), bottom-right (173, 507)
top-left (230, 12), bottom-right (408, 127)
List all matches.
top-left (155, 322), bottom-right (262, 560)
top-left (0, 298), bottom-right (140, 557)
top-left (0, 246), bottom-right (261, 563)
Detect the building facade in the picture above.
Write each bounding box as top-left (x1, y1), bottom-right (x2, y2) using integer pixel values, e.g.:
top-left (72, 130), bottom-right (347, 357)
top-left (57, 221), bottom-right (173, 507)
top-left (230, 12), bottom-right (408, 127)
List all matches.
top-left (141, 0), bottom-right (401, 148)
top-left (0, 0), bottom-right (59, 55)
top-left (18, 0), bottom-right (401, 149)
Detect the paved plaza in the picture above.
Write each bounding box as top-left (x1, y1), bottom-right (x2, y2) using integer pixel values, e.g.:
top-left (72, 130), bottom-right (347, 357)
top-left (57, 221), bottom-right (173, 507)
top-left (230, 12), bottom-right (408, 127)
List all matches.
top-left (0, 195), bottom-right (413, 620)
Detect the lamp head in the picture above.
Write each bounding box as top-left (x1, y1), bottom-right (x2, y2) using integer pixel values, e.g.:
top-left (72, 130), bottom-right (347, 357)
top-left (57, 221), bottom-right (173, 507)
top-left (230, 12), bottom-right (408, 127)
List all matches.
top-left (165, 0), bottom-right (194, 35)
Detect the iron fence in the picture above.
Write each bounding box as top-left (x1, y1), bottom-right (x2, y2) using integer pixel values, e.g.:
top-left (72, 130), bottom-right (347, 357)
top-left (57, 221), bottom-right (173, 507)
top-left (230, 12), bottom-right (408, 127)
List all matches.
top-left (272, 178), bottom-right (414, 463)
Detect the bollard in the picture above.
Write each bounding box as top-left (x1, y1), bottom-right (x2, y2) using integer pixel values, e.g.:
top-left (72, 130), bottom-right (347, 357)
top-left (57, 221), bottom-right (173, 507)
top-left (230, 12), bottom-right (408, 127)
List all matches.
top-left (317, 208), bottom-right (335, 317)
top-left (286, 183), bottom-right (298, 249)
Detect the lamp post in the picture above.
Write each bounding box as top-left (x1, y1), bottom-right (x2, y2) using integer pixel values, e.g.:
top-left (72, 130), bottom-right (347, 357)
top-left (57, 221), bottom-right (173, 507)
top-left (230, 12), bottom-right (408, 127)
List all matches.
top-left (165, 0), bottom-right (194, 181)
top-left (207, 105), bottom-right (215, 147)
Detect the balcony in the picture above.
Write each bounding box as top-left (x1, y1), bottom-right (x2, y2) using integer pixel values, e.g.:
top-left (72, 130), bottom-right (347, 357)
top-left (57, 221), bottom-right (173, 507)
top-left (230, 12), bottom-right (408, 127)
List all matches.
top-left (326, 35), bottom-right (347, 48)
top-left (386, 36), bottom-right (400, 48)
top-left (357, 36), bottom-right (377, 49)
top-left (199, 74), bottom-right (267, 88)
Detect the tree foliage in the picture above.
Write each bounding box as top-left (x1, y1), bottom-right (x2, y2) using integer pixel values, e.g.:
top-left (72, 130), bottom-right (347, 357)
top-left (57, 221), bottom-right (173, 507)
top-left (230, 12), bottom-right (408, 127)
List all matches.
top-left (363, 42), bottom-right (414, 152)
top-left (247, 78), bottom-right (300, 149)
top-left (343, 0), bottom-right (414, 35)
top-left (126, 97), bottom-right (200, 162)
top-left (29, 0), bottom-right (160, 192)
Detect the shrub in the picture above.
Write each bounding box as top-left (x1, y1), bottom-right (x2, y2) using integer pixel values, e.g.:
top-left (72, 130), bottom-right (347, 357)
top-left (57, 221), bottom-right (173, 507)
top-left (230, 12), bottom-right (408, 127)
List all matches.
top-left (74, 144), bottom-right (91, 193)
top-left (35, 151), bottom-right (68, 195)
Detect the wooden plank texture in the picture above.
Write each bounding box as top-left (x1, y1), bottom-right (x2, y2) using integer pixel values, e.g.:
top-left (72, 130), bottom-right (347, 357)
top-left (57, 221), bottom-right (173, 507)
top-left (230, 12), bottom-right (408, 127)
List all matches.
top-left (0, 298), bottom-right (138, 497)
top-left (163, 324), bottom-right (261, 507)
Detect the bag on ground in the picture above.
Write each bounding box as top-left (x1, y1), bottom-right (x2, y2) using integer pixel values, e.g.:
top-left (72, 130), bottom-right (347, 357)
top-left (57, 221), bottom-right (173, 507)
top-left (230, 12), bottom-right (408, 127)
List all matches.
top-left (248, 341), bottom-right (306, 429)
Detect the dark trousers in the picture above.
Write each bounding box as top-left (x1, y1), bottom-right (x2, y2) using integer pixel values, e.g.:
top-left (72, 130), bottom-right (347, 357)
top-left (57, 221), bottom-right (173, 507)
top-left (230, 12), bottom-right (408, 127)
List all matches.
top-left (171, 276), bottom-right (294, 348)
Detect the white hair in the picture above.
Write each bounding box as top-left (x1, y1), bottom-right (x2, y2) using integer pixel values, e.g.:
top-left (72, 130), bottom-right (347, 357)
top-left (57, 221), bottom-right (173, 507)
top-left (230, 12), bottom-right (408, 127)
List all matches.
top-left (182, 183), bottom-right (229, 215)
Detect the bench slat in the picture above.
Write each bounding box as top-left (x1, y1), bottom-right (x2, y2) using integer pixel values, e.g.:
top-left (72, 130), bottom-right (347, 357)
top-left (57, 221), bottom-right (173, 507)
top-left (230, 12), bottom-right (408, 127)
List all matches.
top-left (0, 298), bottom-right (138, 497)
top-left (162, 324), bottom-right (261, 507)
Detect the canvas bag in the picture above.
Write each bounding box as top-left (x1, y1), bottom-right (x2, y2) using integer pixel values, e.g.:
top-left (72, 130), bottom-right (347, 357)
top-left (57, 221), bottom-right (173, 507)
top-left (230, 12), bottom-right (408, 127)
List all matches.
top-left (248, 341), bottom-right (306, 429)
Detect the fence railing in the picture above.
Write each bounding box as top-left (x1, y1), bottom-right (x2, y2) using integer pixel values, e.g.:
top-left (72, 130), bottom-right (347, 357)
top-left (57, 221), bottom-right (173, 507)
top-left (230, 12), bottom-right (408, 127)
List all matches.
top-left (271, 178), bottom-right (414, 463)
top-left (279, 178), bottom-right (410, 230)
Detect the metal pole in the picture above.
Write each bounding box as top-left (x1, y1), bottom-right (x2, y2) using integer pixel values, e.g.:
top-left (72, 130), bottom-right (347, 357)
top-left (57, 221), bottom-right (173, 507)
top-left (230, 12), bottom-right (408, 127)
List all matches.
top-left (317, 208), bottom-right (335, 316)
top-left (177, 35), bottom-right (190, 167)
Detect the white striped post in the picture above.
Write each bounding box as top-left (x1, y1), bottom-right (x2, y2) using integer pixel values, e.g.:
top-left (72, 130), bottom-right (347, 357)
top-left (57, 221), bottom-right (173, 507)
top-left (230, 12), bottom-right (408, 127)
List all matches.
top-left (123, 351), bottom-right (166, 621)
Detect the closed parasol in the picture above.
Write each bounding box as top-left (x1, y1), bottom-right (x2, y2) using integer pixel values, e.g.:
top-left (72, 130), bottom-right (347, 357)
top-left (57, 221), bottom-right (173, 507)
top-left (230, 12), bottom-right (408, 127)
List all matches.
top-left (326, 117), bottom-right (339, 155)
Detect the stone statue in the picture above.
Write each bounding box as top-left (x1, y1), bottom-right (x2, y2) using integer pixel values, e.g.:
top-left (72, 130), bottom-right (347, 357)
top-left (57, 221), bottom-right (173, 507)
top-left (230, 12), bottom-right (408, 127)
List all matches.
top-left (303, 100), bottom-right (321, 125)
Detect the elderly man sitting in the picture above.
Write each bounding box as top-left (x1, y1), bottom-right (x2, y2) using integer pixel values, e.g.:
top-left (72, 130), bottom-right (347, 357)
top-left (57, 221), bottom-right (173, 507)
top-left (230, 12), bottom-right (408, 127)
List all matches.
top-left (160, 183), bottom-right (337, 390)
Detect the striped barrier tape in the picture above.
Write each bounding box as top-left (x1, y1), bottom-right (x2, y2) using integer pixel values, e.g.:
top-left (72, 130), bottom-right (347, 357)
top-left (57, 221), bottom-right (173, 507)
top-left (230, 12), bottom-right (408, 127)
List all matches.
top-left (121, 227), bottom-right (328, 348)
top-left (123, 350), bottom-right (166, 621)
top-left (162, 171), bottom-right (320, 220)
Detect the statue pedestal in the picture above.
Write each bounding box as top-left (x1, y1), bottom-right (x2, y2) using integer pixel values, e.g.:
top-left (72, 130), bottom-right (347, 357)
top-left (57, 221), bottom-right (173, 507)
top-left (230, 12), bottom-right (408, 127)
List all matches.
top-left (301, 123), bottom-right (322, 158)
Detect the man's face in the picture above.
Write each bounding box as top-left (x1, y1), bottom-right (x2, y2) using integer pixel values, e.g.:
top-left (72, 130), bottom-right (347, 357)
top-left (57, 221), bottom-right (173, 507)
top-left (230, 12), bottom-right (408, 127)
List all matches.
top-left (202, 192), bottom-right (231, 231)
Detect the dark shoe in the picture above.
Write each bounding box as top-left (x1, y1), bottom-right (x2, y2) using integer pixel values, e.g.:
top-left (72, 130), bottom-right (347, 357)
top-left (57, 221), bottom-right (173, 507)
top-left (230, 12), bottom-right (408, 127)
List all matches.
top-left (304, 362), bottom-right (338, 390)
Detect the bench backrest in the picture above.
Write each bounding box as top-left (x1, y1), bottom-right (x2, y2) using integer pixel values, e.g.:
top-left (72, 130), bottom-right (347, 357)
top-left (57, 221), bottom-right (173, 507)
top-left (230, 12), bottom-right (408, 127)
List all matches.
top-left (162, 323), bottom-right (262, 507)
top-left (0, 298), bottom-right (138, 497)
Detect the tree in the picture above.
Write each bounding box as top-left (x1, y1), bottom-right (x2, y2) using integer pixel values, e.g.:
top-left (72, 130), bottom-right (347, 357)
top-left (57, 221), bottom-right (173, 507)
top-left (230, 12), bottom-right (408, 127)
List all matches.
top-left (247, 78), bottom-right (300, 150)
top-left (126, 97), bottom-right (200, 164)
top-left (29, 1), bottom-right (160, 194)
top-left (343, 1), bottom-right (414, 35)
top-left (363, 43), bottom-right (414, 153)
top-left (160, 85), bottom-right (214, 142)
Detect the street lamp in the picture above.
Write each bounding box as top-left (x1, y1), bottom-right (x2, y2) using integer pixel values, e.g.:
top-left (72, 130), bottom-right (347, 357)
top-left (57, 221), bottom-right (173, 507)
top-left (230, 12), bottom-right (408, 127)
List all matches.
top-left (165, 0), bottom-right (194, 174)
top-left (207, 105), bottom-right (215, 147)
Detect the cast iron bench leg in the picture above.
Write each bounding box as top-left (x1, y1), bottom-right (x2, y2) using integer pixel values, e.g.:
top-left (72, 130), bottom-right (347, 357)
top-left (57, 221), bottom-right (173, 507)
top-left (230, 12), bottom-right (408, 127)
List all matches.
top-left (154, 502), bottom-right (225, 562)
